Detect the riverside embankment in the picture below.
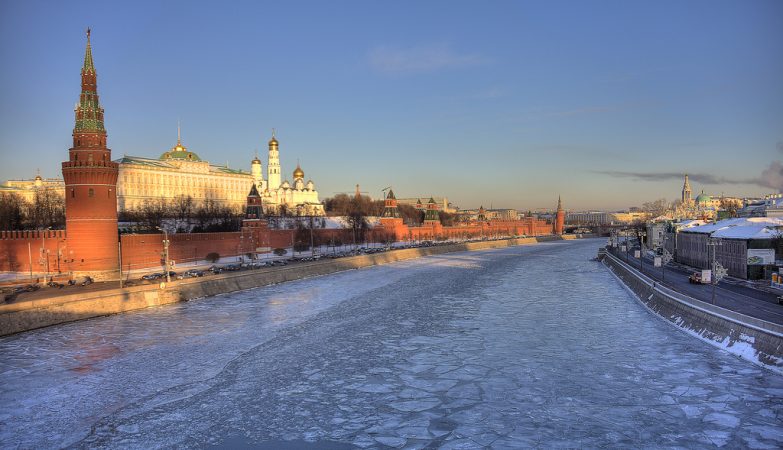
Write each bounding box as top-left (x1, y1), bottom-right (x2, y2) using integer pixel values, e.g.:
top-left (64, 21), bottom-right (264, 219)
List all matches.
top-left (0, 235), bottom-right (588, 336)
top-left (600, 248), bottom-right (783, 374)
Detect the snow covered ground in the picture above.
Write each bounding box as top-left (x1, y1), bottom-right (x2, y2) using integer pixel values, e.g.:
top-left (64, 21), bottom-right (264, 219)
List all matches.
top-left (1, 239), bottom-right (782, 448)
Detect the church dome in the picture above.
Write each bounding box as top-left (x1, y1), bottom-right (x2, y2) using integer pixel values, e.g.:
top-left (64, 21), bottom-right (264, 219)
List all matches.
top-left (268, 136), bottom-right (278, 146)
top-left (695, 191), bottom-right (711, 204)
top-left (293, 164), bottom-right (304, 180)
top-left (160, 142), bottom-right (201, 161)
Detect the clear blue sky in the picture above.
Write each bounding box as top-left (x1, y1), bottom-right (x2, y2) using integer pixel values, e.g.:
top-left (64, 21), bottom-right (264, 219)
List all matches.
top-left (1, 0), bottom-right (781, 211)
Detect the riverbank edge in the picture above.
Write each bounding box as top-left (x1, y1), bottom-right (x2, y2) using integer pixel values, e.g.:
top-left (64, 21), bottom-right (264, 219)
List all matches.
top-left (0, 234), bottom-right (592, 336)
top-left (599, 248), bottom-right (783, 374)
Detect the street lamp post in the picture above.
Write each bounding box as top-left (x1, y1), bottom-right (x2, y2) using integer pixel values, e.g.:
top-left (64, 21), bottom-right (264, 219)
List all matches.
top-left (156, 227), bottom-right (171, 284)
top-left (659, 234), bottom-right (671, 281)
top-left (637, 231), bottom-right (646, 272)
top-left (42, 227), bottom-right (52, 281)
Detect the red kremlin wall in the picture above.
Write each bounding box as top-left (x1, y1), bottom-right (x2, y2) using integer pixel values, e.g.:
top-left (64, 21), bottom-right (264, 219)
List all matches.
top-left (0, 230), bottom-right (68, 275)
top-left (0, 216), bottom-right (555, 275)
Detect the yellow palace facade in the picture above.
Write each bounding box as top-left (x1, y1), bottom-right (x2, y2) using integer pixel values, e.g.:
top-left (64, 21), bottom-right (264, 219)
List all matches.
top-left (115, 138), bottom-right (253, 212)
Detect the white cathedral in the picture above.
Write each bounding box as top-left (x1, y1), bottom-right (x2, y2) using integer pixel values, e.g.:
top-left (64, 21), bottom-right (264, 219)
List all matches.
top-left (251, 131), bottom-right (324, 216)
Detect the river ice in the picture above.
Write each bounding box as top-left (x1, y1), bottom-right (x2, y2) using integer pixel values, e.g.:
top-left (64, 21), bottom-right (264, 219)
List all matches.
top-left (1, 239), bottom-right (782, 448)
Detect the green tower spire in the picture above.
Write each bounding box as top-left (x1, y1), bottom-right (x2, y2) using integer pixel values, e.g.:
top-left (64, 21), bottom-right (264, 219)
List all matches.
top-left (74, 28), bottom-right (105, 134)
top-left (83, 28), bottom-right (95, 72)
top-left (424, 197), bottom-right (440, 222)
top-left (382, 188), bottom-right (400, 218)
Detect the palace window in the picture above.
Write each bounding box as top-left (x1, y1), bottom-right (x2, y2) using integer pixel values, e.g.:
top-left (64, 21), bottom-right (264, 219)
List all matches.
top-left (88, 188), bottom-right (94, 197)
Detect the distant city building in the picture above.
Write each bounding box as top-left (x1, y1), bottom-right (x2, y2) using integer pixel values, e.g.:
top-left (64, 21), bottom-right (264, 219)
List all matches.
top-left (0, 173), bottom-right (65, 202)
top-left (676, 217), bottom-right (783, 279)
top-left (737, 194), bottom-right (783, 218)
top-left (397, 197), bottom-right (456, 213)
top-left (566, 211), bottom-right (647, 226)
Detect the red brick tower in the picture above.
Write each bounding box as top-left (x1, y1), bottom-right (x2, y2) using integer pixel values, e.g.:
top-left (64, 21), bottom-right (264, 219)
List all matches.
top-left (61, 29), bottom-right (119, 276)
top-left (379, 188), bottom-right (407, 241)
top-left (554, 196), bottom-right (565, 235)
top-left (241, 184), bottom-right (268, 255)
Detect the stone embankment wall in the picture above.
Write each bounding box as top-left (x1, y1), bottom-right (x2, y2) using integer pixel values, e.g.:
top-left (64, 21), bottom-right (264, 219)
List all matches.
top-left (0, 235), bottom-right (590, 336)
top-left (601, 250), bottom-right (783, 374)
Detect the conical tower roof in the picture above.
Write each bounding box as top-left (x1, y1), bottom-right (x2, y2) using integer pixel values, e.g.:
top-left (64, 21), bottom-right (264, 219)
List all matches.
top-left (386, 188), bottom-right (396, 200)
top-left (83, 28), bottom-right (95, 72)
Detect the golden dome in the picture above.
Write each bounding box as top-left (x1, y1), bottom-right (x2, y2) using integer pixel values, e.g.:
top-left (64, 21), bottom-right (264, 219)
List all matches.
top-left (293, 164), bottom-right (304, 179)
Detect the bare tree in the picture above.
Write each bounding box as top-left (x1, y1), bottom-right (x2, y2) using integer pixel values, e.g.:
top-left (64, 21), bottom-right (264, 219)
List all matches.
top-left (0, 192), bottom-right (25, 230)
top-left (172, 195), bottom-right (195, 232)
top-left (641, 198), bottom-right (669, 218)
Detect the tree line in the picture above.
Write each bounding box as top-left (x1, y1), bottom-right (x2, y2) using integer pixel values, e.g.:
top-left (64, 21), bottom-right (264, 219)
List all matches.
top-left (322, 193), bottom-right (457, 227)
top-left (0, 190), bottom-right (65, 230)
top-left (118, 196), bottom-right (244, 233)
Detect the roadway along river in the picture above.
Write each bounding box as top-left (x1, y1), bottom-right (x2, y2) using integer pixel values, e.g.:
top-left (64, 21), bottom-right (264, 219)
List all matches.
top-left (1, 239), bottom-right (782, 448)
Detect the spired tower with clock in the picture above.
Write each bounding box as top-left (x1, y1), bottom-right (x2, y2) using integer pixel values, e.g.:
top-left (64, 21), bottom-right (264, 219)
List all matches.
top-left (61, 29), bottom-right (120, 277)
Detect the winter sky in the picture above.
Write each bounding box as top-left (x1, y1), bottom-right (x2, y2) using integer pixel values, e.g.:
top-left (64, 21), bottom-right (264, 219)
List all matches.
top-left (0, 0), bottom-right (781, 211)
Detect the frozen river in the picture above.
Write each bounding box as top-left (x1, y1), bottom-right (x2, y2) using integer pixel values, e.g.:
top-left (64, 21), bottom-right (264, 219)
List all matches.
top-left (1, 239), bottom-right (782, 448)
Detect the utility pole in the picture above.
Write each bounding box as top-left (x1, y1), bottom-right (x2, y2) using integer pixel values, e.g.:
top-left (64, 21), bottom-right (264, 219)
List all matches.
top-left (28, 242), bottom-right (33, 281)
top-left (660, 234), bottom-right (672, 282)
top-left (310, 216), bottom-right (315, 257)
top-left (638, 231), bottom-right (646, 272)
top-left (118, 240), bottom-right (123, 289)
top-left (156, 227), bottom-right (170, 284)
top-left (42, 227), bottom-right (51, 281)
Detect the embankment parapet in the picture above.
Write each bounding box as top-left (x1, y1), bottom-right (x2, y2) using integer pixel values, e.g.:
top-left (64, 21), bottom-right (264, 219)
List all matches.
top-left (601, 250), bottom-right (783, 373)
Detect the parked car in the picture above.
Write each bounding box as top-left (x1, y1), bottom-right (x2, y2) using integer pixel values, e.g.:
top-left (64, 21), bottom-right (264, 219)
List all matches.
top-left (180, 269), bottom-right (204, 278)
top-left (142, 273), bottom-right (163, 281)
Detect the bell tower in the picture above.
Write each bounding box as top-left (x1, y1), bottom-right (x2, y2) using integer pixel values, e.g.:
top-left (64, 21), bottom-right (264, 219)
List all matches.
top-left (681, 174), bottom-right (692, 205)
top-left (61, 29), bottom-right (119, 276)
top-left (267, 129), bottom-right (281, 190)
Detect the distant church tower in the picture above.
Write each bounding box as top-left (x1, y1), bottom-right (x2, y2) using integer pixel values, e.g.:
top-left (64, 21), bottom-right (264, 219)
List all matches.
top-left (266, 130), bottom-right (281, 190)
top-left (61, 29), bottom-right (119, 276)
top-left (681, 174), bottom-right (692, 205)
top-left (554, 196), bottom-right (565, 235)
top-left (251, 150), bottom-right (265, 192)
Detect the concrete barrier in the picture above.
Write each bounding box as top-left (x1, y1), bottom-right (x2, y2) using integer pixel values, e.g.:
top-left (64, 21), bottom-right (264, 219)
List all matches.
top-left (601, 250), bottom-right (783, 374)
top-left (0, 235), bottom-right (592, 336)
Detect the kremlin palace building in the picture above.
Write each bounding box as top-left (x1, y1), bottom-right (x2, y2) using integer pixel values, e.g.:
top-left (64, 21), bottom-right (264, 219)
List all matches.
top-left (114, 130), bottom-right (324, 216)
